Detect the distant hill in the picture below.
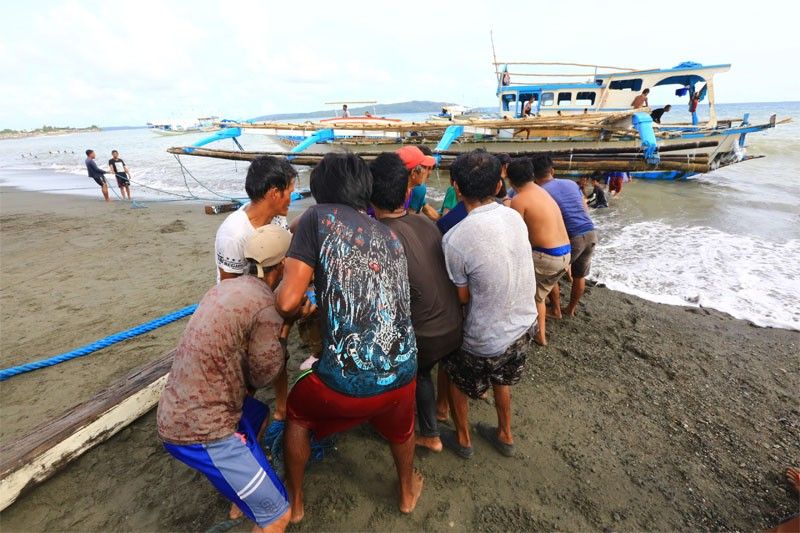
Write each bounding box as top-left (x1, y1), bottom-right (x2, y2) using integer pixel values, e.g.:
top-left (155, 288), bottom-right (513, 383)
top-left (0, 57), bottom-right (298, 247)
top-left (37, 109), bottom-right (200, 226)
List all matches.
top-left (250, 100), bottom-right (458, 121)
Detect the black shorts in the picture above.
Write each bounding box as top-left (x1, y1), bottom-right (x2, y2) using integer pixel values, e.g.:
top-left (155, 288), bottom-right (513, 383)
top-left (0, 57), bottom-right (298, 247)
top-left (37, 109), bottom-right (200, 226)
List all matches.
top-left (443, 333), bottom-right (532, 399)
top-left (115, 173), bottom-right (130, 187)
top-left (92, 175), bottom-right (107, 187)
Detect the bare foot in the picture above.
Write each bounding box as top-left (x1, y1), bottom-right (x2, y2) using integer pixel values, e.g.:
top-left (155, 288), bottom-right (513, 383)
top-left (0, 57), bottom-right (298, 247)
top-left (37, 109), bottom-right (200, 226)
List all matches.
top-left (229, 503), bottom-right (243, 520)
top-left (399, 469), bottom-right (424, 514)
top-left (546, 306), bottom-right (562, 320)
top-left (415, 434), bottom-right (443, 452)
top-left (436, 409), bottom-right (449, 422)
top-left (564, 306), bottom-right (577, 317)
top-left (787, 467), bottom-right (800, 492)
top-left (534, 334), bottom-right (547, 347)
top-left (289, 493), bottom-right (304, 524)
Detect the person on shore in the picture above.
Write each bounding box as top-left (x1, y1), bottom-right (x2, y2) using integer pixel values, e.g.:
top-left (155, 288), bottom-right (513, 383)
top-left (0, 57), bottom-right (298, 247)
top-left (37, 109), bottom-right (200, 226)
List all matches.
top-left (157, 225), bottom-right (297, 533)
top-left (650, 104), bottom-right (672, 124)
top-left (341, 104), bottom-right (350, 118)
top-left (398, 146), bottom-right (439, 221)
top-left (508, 158), bottom-right (571, 346)
top-left (84, 149), bottom-right (110, 202)
top-left (276, 153), bottom-right (422, 523)
top-left (214, 156), bottom-right (295, 431)
top-left (588, 175), bottom-right (609, 209)
top-left (215, 156), bottom-right (294, 282)
top-left (534, 156), bottom-right (597, 317)
top-left (369, 152), bottom-right (463, 453)
top-left (440, 149), bottom-right (538, 460)
top-left (631, 88), bottom-right (650, 109)
top-left (108, 150), bottom-right (132, 200)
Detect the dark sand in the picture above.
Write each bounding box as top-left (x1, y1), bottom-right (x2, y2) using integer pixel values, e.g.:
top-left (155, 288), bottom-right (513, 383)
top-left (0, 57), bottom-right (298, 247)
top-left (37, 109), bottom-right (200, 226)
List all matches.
top-left (1, 188), bottom-right (798, 532)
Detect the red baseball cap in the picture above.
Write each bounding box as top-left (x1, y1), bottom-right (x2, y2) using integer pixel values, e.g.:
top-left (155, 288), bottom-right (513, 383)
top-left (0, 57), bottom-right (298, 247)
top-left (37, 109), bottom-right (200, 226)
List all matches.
top-left (395, 146), bottom-right (436, 170)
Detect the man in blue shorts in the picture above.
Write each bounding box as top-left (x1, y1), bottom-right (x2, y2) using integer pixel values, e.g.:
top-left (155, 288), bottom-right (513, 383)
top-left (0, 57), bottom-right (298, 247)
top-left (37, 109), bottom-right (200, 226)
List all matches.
top-left (157, 225), bottom-right (299, 532)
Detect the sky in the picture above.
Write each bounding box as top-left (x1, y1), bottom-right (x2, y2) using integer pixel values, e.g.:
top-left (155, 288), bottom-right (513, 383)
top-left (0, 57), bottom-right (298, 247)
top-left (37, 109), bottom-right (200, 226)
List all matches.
top-left (1, 0), bottom-right (799, 130)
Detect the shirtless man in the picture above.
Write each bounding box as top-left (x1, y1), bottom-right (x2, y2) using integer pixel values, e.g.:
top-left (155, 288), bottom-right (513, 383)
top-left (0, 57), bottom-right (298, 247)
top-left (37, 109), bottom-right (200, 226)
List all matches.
top-left (508, 158), bottom-right (571, 345)
top-left (631, 88), bottom-right (650, 109)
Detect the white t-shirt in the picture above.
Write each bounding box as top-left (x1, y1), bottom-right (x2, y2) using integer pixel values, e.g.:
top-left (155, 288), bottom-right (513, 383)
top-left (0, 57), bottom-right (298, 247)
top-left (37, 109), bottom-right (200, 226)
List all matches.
top-left (442, 202), bottom-right (537, 356)
top-left (214, 209), bottom-right (288, 282)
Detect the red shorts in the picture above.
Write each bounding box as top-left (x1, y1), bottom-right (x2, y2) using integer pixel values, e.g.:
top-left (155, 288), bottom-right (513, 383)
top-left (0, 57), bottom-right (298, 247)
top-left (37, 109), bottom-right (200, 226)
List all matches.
top-left (286, 372), bottom-right (416, 444)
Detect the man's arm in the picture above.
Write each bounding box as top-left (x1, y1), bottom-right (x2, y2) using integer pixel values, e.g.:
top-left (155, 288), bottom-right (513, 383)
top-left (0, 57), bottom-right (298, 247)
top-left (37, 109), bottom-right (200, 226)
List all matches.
top-left (246, 307), bottom-right (285, 389)
top-left (421, 204), bottom-right (440, 221)
top-left (276, 258), bottom-right (314, 318)
top-left (456, 285), bottom-right (470, 305)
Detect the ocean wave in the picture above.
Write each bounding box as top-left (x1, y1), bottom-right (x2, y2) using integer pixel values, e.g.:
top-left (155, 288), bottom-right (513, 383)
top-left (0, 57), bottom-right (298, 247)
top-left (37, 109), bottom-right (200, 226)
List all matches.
top-left (592, 220), bottom-right (800, 331)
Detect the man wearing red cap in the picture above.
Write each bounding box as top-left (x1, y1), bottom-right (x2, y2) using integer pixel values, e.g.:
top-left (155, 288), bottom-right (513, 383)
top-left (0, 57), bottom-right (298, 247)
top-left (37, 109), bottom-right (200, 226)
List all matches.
top-left (395, 146), bottom-right (439, 221)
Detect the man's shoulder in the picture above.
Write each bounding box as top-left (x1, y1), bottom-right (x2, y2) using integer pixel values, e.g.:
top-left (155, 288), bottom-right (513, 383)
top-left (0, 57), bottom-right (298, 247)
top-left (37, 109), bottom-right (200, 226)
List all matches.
top-left (216, 209), bottom-right (251, 239)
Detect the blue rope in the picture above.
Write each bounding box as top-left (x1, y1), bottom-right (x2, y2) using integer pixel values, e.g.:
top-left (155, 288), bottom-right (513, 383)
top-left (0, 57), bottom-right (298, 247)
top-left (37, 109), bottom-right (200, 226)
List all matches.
top-left (0, 304), bottom-right (197, 382)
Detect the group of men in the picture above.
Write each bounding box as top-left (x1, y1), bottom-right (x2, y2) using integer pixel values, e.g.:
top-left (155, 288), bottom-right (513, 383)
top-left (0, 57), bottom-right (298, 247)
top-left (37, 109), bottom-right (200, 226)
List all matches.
top-left (156, 147), bottom-right (598, 532)
top-left (84, 149), bottom-right (133, 201)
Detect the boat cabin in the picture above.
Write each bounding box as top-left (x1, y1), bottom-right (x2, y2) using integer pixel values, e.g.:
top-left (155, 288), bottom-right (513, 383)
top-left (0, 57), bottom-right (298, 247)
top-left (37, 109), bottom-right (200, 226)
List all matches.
top-left (496, 62), bottom-right (730, 126)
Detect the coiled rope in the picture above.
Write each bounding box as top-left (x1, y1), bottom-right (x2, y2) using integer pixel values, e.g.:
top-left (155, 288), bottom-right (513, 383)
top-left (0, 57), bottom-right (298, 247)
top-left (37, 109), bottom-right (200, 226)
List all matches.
top-left (0, 304), bottom-right (198, 381)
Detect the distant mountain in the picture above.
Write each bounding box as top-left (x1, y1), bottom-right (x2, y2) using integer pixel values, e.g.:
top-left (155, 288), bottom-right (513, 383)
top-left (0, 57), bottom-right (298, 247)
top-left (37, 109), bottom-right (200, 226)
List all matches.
top-left (250, 100), bottom-right (458, 121)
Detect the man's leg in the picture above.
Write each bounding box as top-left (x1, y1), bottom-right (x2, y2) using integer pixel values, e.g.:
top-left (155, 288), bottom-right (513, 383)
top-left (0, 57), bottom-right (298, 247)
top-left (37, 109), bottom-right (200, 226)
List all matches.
top-left (436, 367), bottom-right (449, 421)
top-left (565, 276), bottom-right (586, 317)
top-left (124, 185), bottom-right (131, 200)
top-left (389, 435), bottom-right (424, 514)
top-left (492, 384), bottom-right (514, 445)
top-left (273, 367), bottom-right (288, 421)
top-left (283, 421), bottom-right (311, 523)
top-left (415, 364), bottom-right (442, 452)
top-left (448, 381), bottom-right (471, 448)
top-left (548, 285), bottom-right (562, 319)
top-left (535, 301), bottom-right (547, 345)
top-left (101, 183), bottom-right (110, 202)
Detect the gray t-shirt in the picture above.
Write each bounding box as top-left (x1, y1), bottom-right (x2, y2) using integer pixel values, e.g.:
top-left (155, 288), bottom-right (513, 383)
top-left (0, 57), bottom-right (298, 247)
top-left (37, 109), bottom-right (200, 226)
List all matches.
top-left (442, 202), bottom-right (538, 357)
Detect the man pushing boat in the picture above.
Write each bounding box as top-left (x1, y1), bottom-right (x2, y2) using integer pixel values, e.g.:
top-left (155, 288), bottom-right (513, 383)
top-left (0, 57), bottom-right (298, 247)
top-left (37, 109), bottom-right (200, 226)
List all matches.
top-left (157, 225), bottom-right (312, 533)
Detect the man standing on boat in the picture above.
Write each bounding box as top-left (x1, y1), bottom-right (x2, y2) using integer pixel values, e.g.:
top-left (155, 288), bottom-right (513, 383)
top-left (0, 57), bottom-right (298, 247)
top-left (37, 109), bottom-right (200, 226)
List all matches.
top-left (631, 88), bottom-right (650, 109)
top-left (341, 104), bottom-right (350, 118)
top-left (158, 225), bottom-right (299, 533)
top-left (534, 155), bottom-right (597, 318)
top-left (650, 105), bottom-right (672, 124)
top-left (108, 150), bottom-right (132, 200)
top-left (84, 149), bottom-right (111, 202)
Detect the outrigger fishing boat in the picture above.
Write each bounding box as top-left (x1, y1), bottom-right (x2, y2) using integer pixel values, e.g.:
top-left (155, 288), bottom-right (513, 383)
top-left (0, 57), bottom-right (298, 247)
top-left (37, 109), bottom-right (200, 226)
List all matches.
top-left (168, 61), bottom-right (786, 180)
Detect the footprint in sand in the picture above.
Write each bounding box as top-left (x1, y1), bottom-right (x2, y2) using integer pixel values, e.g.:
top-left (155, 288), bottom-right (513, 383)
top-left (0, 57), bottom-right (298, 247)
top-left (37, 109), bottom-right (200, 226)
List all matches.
top-left (159, 220), bottom-right (186, 234)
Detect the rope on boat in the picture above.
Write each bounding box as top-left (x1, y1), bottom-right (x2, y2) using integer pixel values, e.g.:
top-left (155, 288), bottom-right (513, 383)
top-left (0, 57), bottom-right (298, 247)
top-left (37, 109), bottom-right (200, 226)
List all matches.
top-left (0, 304), bottom-right (198, 382)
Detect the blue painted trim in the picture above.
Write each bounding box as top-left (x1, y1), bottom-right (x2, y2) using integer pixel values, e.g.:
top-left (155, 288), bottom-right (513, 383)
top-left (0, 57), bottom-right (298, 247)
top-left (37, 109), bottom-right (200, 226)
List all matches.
top-left (632, 113), bottom-right (660, 165)
top-left (434, 125), bottom-right (464, 159)
top-left (595, 64), bottom-right (731, 78)
top-left (287, 128), bottom-right (334, 159)
top-left (187, 127), bottom-right (242, 152)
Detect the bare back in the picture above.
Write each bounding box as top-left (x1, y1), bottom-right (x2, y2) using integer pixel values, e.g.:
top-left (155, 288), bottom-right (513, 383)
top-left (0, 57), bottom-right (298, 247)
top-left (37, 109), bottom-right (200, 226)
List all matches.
top-left (510, 183), bottom-right (570, 249)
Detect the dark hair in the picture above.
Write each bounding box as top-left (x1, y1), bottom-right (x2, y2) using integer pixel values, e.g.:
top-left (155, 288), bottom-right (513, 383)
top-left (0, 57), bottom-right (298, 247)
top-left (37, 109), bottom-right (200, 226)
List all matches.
top-left (531, 155), bottom-right (554, 180)
top-left (111, 149), bottom-right (119, 154)
top-left (85, 149), bottom-right (93, 156)
top-left (506, 158), bottom-right (535, 188)
top-left (643, 88), bottom-right (650, 94)
top-left (664, 104), bottom-right (672, 110)
top-left (450, 149), bottom-right (501, 201)
top-left (245, 156), bottom-right (297, 201)
top-left (369, 153), bottom-right (408, 211)
top-left (310, 153), bottom-right (372, 210)
top-left (496, 153), bottom-right (512, 166)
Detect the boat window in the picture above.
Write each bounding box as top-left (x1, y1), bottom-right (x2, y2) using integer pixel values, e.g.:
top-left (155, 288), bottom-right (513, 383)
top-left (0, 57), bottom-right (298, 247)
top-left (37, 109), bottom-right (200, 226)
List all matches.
top-left (609, 78), bottom-right (643, 91)
top-left (541, 92), bottom-right (554, 106)
top-left (575, 91), bottom-right (596, 105)
top-left (557, 92), bottom-right (572, 106)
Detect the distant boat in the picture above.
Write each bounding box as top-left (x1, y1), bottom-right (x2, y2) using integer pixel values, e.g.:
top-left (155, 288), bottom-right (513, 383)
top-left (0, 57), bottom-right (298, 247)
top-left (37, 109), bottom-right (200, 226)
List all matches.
top-left (148, 116), bottom-right (220, 136)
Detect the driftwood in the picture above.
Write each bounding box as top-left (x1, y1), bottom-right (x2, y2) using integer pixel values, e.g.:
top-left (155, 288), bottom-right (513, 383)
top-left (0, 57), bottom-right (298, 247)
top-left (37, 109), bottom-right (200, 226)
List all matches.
top-left (0, 350), bottom-right (175, 511)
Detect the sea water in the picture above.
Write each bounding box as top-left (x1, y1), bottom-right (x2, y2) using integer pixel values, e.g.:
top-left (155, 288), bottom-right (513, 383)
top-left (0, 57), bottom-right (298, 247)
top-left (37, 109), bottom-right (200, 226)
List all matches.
top-left (1, 102), bottom-right (798, 330)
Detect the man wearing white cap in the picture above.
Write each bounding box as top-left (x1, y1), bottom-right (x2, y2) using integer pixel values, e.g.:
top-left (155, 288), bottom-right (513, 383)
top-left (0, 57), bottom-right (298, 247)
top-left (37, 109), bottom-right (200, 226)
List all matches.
top-left (158, 225), bottom-right (308, 533)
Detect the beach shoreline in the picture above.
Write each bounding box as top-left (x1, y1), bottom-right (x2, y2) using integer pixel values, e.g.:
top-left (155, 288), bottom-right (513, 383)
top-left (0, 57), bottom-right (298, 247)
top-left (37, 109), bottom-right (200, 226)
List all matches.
top-left (1, 187), bottom-right (798, 531)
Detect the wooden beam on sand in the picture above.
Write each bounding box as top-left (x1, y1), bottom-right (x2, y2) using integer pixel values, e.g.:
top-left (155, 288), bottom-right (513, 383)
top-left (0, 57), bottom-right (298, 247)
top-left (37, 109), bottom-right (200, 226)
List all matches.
top-left (0, 350), bottom-right (175, 511)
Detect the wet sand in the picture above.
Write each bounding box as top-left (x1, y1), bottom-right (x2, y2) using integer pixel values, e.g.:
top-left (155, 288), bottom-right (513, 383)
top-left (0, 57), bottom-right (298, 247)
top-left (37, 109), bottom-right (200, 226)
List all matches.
top-left (1, 187), bottom-right (798, 531)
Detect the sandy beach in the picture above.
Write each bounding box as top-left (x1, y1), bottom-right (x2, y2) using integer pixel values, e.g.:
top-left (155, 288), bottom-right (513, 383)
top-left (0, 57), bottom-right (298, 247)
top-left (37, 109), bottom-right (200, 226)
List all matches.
top-left (1, 186), bottom-right (798, 532)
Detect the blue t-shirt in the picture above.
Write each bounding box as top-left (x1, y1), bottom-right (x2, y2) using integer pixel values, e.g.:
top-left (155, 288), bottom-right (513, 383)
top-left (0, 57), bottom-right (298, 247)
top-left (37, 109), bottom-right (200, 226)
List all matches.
top-left (436, 201), bottom-right (468, 235)
top-left (408, 184), bottom-right (427, 213)
top-left (540, 179), bottom-right (594, 238)
top-left (287, 204), bottom-right (417, 397)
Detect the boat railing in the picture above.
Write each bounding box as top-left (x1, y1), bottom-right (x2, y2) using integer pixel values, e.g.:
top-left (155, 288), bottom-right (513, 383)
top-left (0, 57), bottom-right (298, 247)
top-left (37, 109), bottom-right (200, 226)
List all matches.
top-left (494, 61), bottom-right (641, 86)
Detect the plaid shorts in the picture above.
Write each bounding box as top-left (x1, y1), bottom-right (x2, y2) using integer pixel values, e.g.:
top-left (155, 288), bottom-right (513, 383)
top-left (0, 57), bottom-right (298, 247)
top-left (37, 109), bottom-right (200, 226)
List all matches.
top-left (444, 333), bottom-right (533, 399)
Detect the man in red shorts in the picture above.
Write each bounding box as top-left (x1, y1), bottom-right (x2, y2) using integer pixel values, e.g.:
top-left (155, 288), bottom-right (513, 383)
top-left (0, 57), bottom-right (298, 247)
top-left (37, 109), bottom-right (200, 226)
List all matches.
top-left (276, 153), bottom-right (422, 524)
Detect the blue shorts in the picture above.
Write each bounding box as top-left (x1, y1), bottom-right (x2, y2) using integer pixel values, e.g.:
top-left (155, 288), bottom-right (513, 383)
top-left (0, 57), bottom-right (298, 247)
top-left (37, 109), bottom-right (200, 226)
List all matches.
top-left (163, 397), bottom-right (289, 527)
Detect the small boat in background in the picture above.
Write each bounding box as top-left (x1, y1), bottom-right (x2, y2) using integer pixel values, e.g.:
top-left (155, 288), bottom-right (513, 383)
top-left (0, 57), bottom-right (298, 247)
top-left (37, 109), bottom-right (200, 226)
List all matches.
top-left (148, 116), bottom-right (220, 136)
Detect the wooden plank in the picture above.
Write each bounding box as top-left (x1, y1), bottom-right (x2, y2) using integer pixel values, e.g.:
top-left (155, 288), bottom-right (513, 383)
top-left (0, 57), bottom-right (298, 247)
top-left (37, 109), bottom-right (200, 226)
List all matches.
top-left (0, 350), bottom-right (175, 511)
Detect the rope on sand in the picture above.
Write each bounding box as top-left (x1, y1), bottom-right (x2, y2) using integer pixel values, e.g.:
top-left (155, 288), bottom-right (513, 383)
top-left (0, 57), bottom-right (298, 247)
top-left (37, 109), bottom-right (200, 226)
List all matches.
top-left (0, 305), bottom-right (198, 381)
